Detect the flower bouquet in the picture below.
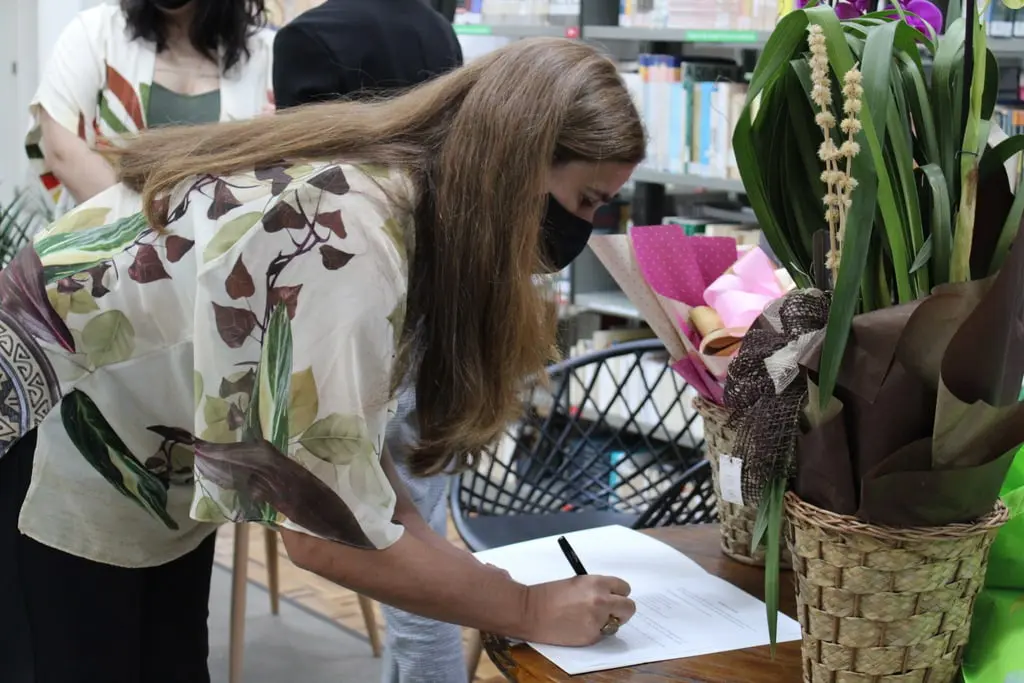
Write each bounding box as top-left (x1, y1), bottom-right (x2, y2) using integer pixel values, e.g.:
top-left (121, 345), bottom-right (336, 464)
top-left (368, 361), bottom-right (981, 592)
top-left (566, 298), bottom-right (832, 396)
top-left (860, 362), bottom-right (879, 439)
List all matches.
top-left (730, 0), bottom-right (1024, 680)
top-left (590, 227), bottom-right (794, 564)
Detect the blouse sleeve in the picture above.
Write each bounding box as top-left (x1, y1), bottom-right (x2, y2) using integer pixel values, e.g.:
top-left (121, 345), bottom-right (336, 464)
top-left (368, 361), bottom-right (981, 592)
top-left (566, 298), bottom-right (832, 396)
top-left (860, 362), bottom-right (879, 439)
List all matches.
top-left (189, 165), bottom-right (409, 550)
top-left (29, 11), bottom-right (106, 136)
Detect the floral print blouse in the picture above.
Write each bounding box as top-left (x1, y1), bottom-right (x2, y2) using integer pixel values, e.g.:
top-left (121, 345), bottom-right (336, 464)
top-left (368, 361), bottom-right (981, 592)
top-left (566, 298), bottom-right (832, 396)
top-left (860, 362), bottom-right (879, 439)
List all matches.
top-left (0, 161), bottom-right (411, 567)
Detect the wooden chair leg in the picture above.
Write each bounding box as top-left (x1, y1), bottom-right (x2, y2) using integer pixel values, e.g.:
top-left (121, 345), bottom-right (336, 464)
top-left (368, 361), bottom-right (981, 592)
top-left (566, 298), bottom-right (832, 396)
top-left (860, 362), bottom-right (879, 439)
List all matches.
top-left (230, 525), bottom-right (251, 683)
top-left (466, 629), bottom-right (484, 682)
top-left (357, 594), bottom-right (383, 657)
top-left (264, 527), bottom-right (279, 616)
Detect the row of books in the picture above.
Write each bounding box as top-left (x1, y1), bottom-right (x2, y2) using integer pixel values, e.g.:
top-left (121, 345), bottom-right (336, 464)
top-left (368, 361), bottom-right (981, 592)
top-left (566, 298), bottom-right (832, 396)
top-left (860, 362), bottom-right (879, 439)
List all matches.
top-left (994, 104), bottom-right (1024, 137)
top-left (621, 57), bottom-right (747, 181)
top-left (455, 0), bottom-right (579, 20)
top-left (619, 0), bottom-right (785, 31)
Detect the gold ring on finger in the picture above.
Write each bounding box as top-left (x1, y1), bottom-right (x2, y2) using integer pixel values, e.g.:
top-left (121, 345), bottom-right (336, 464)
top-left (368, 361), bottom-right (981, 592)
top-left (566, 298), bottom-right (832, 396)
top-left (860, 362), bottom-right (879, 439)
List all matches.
top-left (600, 616), bottom-right (620, 637)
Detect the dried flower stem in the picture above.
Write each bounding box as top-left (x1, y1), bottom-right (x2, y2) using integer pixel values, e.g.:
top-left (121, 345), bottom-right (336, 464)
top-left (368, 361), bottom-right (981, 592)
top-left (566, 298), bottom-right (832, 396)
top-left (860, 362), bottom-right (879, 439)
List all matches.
top-left (806, 24), bottom-right (861, 283)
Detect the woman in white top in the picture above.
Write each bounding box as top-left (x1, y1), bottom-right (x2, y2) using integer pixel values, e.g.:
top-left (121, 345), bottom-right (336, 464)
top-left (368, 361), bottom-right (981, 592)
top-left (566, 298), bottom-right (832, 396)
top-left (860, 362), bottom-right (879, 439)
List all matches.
top-left (0, 38), bottom-right (644, 683)
top-left (26, 0), bottom-right (274, 214)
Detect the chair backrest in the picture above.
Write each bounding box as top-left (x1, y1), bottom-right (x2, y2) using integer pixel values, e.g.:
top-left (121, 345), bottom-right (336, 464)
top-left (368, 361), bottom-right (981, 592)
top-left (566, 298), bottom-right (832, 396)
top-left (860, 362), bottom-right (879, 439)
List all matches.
top-left (451, 339), bottom-right (708, 521)
top-left (634, 459), bottom-right (718, 527)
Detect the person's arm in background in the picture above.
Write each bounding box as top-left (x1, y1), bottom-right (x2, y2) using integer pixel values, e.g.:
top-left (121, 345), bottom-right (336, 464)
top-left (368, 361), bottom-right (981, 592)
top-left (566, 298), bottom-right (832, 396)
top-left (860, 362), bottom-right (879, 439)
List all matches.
top-left (31, 13), bottom-right (117, 203)
top-left (272, 21), bottom-right (342, 109)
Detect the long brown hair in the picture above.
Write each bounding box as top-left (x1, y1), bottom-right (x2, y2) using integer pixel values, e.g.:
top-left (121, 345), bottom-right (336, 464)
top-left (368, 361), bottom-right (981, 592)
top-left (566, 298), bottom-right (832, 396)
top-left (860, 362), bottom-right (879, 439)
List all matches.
top-left (115, 38), bottom-right (645, 475)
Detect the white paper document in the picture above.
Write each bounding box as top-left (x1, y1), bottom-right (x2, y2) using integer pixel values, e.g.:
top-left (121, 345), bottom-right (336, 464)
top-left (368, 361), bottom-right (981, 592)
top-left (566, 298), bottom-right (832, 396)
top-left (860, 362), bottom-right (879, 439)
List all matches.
top-left (474, 525), bottom-right (801, 675)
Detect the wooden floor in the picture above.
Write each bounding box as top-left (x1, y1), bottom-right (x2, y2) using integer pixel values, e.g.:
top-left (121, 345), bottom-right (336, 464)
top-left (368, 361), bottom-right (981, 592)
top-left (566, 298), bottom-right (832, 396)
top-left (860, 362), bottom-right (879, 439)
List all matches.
top-left (214, 522), bottom-right (504, 683)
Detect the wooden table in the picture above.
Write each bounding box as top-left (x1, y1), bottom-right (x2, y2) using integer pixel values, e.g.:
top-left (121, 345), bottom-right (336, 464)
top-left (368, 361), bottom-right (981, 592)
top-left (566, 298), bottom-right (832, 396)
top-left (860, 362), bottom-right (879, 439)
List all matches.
top-left (482, 524), bottom-right (802, 682)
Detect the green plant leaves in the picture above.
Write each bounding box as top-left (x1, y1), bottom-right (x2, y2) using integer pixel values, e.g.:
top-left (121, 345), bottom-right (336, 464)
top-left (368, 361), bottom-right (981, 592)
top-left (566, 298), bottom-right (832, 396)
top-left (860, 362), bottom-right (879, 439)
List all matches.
top-left (46, 207), bottom-right (112, 235)
top-left (62, 389), bottom-right (178, 529)
top-left (287, 367), bottom-right (319, 437)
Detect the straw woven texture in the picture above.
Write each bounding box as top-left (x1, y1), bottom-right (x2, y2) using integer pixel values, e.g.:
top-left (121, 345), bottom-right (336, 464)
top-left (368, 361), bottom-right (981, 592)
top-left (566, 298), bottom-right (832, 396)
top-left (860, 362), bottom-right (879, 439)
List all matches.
top-left (694, 397), bottom-right (792, 567)
top-left (785, 492), bottom-right (1008, 683)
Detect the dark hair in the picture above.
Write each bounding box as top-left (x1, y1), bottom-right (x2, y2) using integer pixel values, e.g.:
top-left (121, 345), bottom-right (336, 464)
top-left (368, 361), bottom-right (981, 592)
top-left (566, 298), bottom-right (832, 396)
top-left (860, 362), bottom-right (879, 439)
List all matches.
top-left (121, 0), bottom-right (266, 72)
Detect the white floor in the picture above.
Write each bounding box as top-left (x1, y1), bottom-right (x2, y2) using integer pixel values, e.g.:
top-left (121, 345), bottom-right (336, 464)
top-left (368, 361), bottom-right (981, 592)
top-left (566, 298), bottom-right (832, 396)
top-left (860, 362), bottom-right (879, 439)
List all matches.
top-left (208, 565), bottom-right (383, 683)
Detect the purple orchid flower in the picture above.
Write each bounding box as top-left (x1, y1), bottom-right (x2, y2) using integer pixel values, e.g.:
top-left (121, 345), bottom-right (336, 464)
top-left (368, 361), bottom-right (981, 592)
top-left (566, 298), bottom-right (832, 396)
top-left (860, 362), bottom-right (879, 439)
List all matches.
top-left (794, 0), bottom-right (944, 34)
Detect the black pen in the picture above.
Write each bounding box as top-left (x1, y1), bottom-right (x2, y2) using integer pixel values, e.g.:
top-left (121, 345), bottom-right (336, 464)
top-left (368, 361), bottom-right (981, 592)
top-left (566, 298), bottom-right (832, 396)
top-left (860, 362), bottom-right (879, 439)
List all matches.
top-left (557, 536), bottom-right (588, 576)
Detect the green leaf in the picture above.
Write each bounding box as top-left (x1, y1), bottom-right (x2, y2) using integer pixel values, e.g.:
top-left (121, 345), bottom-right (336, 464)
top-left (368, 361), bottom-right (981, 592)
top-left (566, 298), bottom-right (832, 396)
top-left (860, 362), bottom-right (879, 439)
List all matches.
top-left (257, 304), bottom-right (293, 452)
top-left (194, 495), bottom-right (226, 522)
top-left (98, 94), bottom-right (130, 135)
top-left (61, 389), bottom-right (178, 529)
top-left (194, 371), bottom-right (204, 411)
top-left (980, 135), bottom-right (1024, 184)
top-left (382, 217), bottom-right (407, 261)
top-left (68, 288), bottom-right (99, 314)
top-left (201, 395), bottom-right (238, 443)
top-left (299, 413), bottom-right (374, 465)
top-left (917, 163), bottom-right (952, 285)
top-left (36, 212), bottom-right (149, 273)
top-left (931, 18), bottom-right (965, 200)
top-left (287, 367), bottom-right (319, 438)
top-left (201, 211), bottom-right (263, 263)
top-left (46, 207), bottom-right (112, 235)
top-left (763, 477), bottom-right (785, 654)
top-left (988, 163), bottom-right (1024, 275)
top-left (909, 234), bottom-right (932, 274)
top-left (79, 309), bottom-right (135, 367)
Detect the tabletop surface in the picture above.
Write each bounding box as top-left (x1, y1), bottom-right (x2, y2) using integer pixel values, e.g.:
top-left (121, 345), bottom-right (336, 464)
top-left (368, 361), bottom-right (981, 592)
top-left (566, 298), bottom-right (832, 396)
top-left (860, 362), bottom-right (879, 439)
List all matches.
top-left (482, 524), bottom-right (802, 683)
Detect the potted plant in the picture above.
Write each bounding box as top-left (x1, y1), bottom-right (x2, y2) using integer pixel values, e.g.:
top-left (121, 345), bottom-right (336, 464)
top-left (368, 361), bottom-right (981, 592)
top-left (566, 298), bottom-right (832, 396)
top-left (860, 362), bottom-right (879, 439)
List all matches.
top-left (729, 0), bottom-right (1024, 680)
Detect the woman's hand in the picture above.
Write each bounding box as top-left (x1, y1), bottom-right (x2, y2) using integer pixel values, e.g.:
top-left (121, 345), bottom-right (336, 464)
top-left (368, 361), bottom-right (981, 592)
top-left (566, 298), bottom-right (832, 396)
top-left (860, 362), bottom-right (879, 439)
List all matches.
top-left (522, 575), bottom-right (636, 646)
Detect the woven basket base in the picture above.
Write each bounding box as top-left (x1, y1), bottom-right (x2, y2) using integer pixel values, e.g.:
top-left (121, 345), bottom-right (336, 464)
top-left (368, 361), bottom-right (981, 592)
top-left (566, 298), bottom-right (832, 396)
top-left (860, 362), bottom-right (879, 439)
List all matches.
top-left (786, 492), bottom-right (1008, 683)
top-left (696, 397), bottom-right (792, 568)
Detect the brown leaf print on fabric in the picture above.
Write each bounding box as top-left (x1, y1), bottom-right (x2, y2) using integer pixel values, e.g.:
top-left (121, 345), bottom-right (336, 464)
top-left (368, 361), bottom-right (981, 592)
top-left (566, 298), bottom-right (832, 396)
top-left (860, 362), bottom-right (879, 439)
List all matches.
top-left (254, 164), bottom-right (292, 197)
top-left (0, 247), bottom-right (75, 352)
top-left (307, 166), bottom-right (350, 195)
top-left (316, 210), bottom-right (346, 239)
top-left (56, 277), bottom-right (84, 294)
top-left (193, 438), bottom-right (375, 549)
top-left (212, 303), bottom-right (258, 348)
top-left (262, 200), bottom-right (308, 233)
top-left (319, 245), bottom-right (354, 270)
top-left (225, 257), bottom-right (256, 299)
top-left (268, 285), bottom-right (303, 320)
top-left (219, 368), bottom-right (256, 398)
top-left (128, 245), bottom-right (171, 283)
top-left (208, 180), bottom-right (243, 220)
top-left (87, 264), bottom-right (111, 298)
top-left (165, 235), bottom-right (195, 263)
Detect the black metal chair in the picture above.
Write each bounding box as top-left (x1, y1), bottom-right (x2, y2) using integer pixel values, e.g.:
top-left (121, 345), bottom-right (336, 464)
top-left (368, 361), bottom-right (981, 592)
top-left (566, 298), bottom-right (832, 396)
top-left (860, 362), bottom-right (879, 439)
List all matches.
top-left (449, 338), bottom-right (719, 554)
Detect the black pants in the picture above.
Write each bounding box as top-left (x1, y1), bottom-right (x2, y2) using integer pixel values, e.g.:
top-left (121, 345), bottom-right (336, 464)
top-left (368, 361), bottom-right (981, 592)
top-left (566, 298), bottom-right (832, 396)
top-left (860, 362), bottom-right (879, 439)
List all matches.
top-left (0, 430), bottom-right (216, 683)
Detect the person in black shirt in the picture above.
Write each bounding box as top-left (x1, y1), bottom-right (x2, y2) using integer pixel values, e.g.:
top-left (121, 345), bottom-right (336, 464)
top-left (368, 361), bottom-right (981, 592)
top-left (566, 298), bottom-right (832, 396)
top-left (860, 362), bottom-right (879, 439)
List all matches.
top-left (273, 4), bottom-right (467, 683)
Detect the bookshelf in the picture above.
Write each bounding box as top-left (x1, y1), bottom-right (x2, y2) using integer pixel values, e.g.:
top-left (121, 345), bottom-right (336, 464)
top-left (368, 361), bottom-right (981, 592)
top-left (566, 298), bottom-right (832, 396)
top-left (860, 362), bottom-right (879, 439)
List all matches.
top-left (583, 26), bottom-right (771, 46)
top-left (453, 24), bottom-right (573, 37)
top-left (631, 168), bottom-right (746, 193)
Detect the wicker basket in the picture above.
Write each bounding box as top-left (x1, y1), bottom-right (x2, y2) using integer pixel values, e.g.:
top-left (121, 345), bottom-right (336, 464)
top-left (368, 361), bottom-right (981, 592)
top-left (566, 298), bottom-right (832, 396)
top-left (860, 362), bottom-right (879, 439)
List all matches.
top-left (785, 492), bottom-right (1009, 683)
top-left (694, 397), bottom-right (792, 568)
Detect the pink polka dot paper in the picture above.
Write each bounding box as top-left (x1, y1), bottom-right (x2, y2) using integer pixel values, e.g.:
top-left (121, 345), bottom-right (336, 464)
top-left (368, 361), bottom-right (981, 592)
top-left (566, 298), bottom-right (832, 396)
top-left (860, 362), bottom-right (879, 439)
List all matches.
top-left (628, 225), bottom-right (738, 307)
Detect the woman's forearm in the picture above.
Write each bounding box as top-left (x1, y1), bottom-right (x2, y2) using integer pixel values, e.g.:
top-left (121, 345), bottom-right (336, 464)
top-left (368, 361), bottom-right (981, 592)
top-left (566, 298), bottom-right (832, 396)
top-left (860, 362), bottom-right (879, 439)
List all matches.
top-left (39, 110), bottom-right (117, 203)
top-left (281, 528), bottom-right (532, 638)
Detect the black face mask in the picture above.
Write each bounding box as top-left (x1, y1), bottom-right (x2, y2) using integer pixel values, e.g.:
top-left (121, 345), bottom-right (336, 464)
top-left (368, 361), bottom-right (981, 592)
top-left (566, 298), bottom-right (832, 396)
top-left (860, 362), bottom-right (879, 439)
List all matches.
top-left (150, 0), bottom-right (193, 10)
top-left (539, 194), bottom-right (594, 273)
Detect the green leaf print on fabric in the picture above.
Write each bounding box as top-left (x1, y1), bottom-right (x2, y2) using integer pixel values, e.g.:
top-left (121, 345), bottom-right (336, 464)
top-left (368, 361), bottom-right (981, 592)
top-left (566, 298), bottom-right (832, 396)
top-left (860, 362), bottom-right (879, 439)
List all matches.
top-left (99, 93), bottom-right (130, 135)
top-left (46, 207), bottom-right (112, 235)
top-left (202, 211), bottom-right (262, 263)
top-left (257, 304), bottom-right (293, 453)
top-left (193, 436), bottom-right (374, 548)
top-left (80, 309), bottom-right (135, 367)
top-left (62, 389), bottom-right (178, 530)
top-left (144, 425), bottom-right (196, 486)
top-left (387, 299), bottom-right (406, 354)
top-left (0, 247), bottom-right (75, 351)
top-left (35, 212), bottom-right (150, 283)
top-left (382, 217), bottom-right (407, 261)
top-left (288, 367), bottom-right (318, 438)
top-left (194, 371), bottom-right (204, 410)
top-left (299, 413), bottom-right (375, 465)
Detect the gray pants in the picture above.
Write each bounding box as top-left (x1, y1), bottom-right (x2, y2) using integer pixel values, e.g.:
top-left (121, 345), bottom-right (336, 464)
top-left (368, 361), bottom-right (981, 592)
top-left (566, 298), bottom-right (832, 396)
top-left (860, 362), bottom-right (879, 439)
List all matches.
top-left (380, 390), bottom-right (467, 683)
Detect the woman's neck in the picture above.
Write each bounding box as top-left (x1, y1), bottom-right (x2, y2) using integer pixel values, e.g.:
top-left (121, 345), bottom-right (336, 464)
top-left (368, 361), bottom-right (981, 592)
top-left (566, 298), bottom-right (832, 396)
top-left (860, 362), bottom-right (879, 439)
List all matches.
top-left (163, 7), bottom-right (196, 51)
